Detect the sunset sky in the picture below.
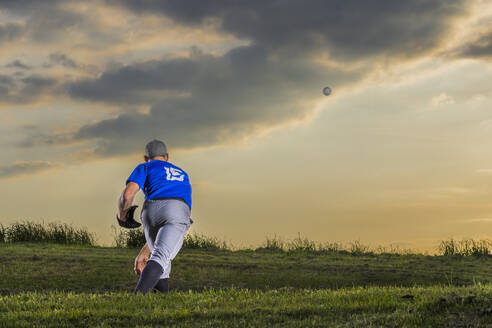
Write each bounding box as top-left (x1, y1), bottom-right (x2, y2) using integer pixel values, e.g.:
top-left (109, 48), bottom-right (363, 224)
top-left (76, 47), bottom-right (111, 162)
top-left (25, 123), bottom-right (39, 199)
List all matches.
top-left (1, 0), bottom-right (491, 251)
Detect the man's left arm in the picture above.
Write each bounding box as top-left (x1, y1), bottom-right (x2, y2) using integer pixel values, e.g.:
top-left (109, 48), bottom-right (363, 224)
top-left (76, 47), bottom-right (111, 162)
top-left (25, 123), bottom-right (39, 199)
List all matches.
top-left (117, 182), bottom-right (140, 221)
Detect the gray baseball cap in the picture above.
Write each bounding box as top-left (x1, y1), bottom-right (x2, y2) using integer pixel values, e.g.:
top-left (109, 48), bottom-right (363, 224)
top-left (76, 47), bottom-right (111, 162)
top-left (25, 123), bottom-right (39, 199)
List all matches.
top-left (145, 139), bottom-right (167, 158)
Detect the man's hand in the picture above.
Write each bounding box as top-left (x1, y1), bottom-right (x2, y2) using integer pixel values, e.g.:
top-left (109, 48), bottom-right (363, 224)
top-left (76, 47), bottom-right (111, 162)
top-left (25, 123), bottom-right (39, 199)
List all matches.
top-left (116, 205), bottom-right (141, 228)
top-left (134, 243), bottom-right (151, 276)
top-left (117, 182), bottom-right (141, 229)
top-left (116, 210), bottom-right (127, 222)
top-left (134, 254), bottom-right (148, 276)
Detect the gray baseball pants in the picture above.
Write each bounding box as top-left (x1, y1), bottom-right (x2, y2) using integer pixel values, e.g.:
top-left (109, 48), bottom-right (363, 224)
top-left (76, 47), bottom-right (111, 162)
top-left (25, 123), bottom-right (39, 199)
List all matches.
top-left (141, 198), bottom-right (193, 280)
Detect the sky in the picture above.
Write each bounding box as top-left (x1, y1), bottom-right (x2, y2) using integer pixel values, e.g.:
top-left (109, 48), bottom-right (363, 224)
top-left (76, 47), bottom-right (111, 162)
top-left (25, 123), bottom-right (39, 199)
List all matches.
top-left (1, 0), bottom-right (491, 252)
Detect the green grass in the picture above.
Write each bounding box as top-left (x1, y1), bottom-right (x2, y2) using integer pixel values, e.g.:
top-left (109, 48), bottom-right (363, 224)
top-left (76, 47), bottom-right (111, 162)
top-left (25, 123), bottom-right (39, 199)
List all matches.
top-left (1, 221), bottom-right (492, 327)
top-left (1, 242), bottom-right (491, 294)
top-left (1, 285), bottom-right (491, 327)
top-left (0, 243), bottom-right (491, 327)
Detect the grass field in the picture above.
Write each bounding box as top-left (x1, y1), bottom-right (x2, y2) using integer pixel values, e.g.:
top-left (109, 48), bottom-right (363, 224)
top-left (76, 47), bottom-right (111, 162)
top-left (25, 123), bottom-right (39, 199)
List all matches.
top-left (1, 242), bottom-right (491, 327)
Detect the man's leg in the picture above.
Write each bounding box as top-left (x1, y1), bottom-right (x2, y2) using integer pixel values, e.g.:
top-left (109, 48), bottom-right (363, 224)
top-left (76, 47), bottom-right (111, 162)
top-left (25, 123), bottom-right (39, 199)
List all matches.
top-left (133, 259), bottom-right (163, 295)
top-left (153, 227), bottom-right (187, 293)
top-left (153, 278), bottom-right (169, 293)
top-left (152, 262), bottom-right (171, 293)
top-left (134, 222), bottom-right (188, 295)
top-left (134, 203), bottom-right (160, 295)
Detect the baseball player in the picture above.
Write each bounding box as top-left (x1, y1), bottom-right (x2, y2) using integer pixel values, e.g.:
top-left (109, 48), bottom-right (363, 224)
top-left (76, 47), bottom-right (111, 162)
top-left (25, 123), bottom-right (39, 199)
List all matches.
top-left (116, 139), bottom-right (193, 295)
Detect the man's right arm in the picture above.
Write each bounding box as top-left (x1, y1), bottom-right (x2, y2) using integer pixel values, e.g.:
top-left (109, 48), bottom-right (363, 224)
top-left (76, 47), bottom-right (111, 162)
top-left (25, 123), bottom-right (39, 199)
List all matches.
top-left (134, 243), bottom-right (151, 276)
top-left (117, 181), bottom-right (140, 221)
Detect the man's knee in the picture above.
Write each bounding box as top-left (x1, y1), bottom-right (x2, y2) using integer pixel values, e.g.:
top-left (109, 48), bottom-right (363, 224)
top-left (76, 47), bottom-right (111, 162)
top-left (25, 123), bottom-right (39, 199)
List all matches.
top-left (149, 248), bottom-right (171, 269)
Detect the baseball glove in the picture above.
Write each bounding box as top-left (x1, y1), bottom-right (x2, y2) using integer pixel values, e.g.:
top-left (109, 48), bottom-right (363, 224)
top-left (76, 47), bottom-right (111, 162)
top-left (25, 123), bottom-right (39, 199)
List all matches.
top-left (117, 205), bottom-right (142, 229)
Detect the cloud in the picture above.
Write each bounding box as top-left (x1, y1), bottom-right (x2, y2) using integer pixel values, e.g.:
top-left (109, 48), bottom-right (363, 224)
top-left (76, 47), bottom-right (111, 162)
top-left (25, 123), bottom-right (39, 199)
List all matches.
top-left (0, 74), bottom-right (15, 86)
top-left (430, 92), bottom-right (455, 106)
top-left (0, 74), bottom-right (58, 104)
top-left (18, 131), bottom-right (75, 148)
top-left (5, 60), bottom-right (32, 70)
top-left (0, 22), bottom-right (23, 43)
top-left (1, 0), bottom-right (469, 161)
top-left (0, 160), bottom-right (59, 178)
top-left (108, 0), bottom-right (468, 60)
top-left (466, 218), bottom-right (492, 223)
top-left (0, 1), bottom-right (125, 48)
top-left (67, 55), bottom-right (201, 105)
top-left (43, 52), bottom-right (99, 75)
top-left (66, 44), bottom-right (364, 156)
top-left (451, 28), bottom-right (492, 59)
top-left (55, 0), bottom-right (469, 156)
top-left (0, 2), bottom-right (80, 44)
top-left (0, 0), bottom-right (60, 12)
top-left (48, 52), bottom-right (78, 68)
top-left (0, 74), bottom-right (15, 98)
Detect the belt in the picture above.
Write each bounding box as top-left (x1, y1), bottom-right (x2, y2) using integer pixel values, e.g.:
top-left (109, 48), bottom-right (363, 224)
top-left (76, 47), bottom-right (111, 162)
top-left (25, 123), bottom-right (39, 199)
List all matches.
top-left (151, 197), bottom-right (186, 202)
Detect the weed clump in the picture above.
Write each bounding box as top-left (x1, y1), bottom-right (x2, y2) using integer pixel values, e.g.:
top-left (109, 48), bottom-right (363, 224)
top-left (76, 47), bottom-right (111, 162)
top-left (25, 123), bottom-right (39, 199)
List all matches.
top-left (349, 240), bottom-right (371, 256)
top-left (0, 224), bottom-right (5, 243)
top-left (438, 238), bottom-right (491, 257)
top-left (1, 221), bottom-right (95, 245)
top-left (256, 235), bottom-right (284, 252)
top-left (182, 233), bottom-right (228, 250)
top-left (112, 226), bottom-right (145, 248)
top-left (257, 234), bottom-right (344, 254)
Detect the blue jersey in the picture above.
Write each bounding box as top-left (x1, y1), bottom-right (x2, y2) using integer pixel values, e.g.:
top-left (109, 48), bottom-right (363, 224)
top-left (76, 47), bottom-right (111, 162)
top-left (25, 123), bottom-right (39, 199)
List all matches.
top-left (126, 160), bottom-right (192, 209)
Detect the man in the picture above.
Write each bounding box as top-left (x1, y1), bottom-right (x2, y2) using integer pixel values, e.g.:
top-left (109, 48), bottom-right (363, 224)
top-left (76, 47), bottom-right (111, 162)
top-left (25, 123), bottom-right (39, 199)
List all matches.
top-left (117, 139), bottom-right (193, 295)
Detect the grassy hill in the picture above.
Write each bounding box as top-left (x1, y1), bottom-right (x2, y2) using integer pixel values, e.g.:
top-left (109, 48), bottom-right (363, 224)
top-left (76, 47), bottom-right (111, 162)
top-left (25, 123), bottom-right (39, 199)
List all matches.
top-left (1, 242), bottom-right (492, 293)
top-left (1, 242), bottom-right (491, 327)
top-left (3, 285), bottom-right (491, 328)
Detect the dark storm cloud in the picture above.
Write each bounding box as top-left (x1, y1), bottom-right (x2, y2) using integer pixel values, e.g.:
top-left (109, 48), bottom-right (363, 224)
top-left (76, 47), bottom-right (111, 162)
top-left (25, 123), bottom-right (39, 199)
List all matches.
top-left (70, 44), bottom-right (363, 155)
top-left (18, 76), bottom-right (57, 99)
top-left (452, 29), bottom-right (492, 59)
top-left (108, 0), bottom-right (467, 60)
top-left (0, 1), bottom-right (120, 48)
top-left (0, 75), bottom-right (15, 87)
top-left (0, 2), bottom-right (81, 43)
top-left (0, 0), bottom-right (60, 12)
top-left (0, 22), bottom-right (23, 43)
top-left (45, 52), bottom-right (99, 74)
top-left (36, 0), bottom-right (470, 156)
top-left (25, 7), bottom-right (86, 42)
top-left (5, 60), bottom-right (32, 70)
top-left (0, 160), bottom-right (58, 178)
top-left (67, 56), bottom-right (199, 104)
top-left (18, 131), bottom-right (74, 148)
top-left (0, 74), bottom-right (57, 103)
top-left (48, 52), bottom-right (78, 69)
top-left (0, 74), bottom-right (15, 97)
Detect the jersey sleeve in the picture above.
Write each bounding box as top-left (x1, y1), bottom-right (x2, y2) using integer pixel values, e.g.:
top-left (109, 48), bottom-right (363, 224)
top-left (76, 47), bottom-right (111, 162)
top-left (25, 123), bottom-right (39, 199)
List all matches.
top-left (126, 163), bottom-right (147, 190)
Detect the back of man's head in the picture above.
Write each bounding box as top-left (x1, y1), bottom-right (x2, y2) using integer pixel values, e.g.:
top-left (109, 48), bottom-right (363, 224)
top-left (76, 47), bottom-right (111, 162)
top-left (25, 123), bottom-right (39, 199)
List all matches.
top-left (145, 139), bottom-right (167, 159)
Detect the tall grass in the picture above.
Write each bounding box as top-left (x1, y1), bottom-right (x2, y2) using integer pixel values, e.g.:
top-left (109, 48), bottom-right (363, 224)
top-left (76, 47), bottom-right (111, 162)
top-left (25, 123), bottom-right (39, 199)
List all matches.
top-left (258, 234), bottom-right (346, 254)
top-left (438, 238), bottom-right (492, 257)
top-left (0, 224), bottom-right (5, 243)
top-left (258, 235), bottom-right (285, 251)
top-left (112, 226), bottom-right (228, 250)
top-left (183, 233), bottom-right (228, 250)
top-left (1, 221), bottom-right (95, 246)
top-left (2, 221), bottom-right (490, 257)
top-left (112, 225), bottom-right (145, 248)
top-left (349, 240), bottom-right (371, 256)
